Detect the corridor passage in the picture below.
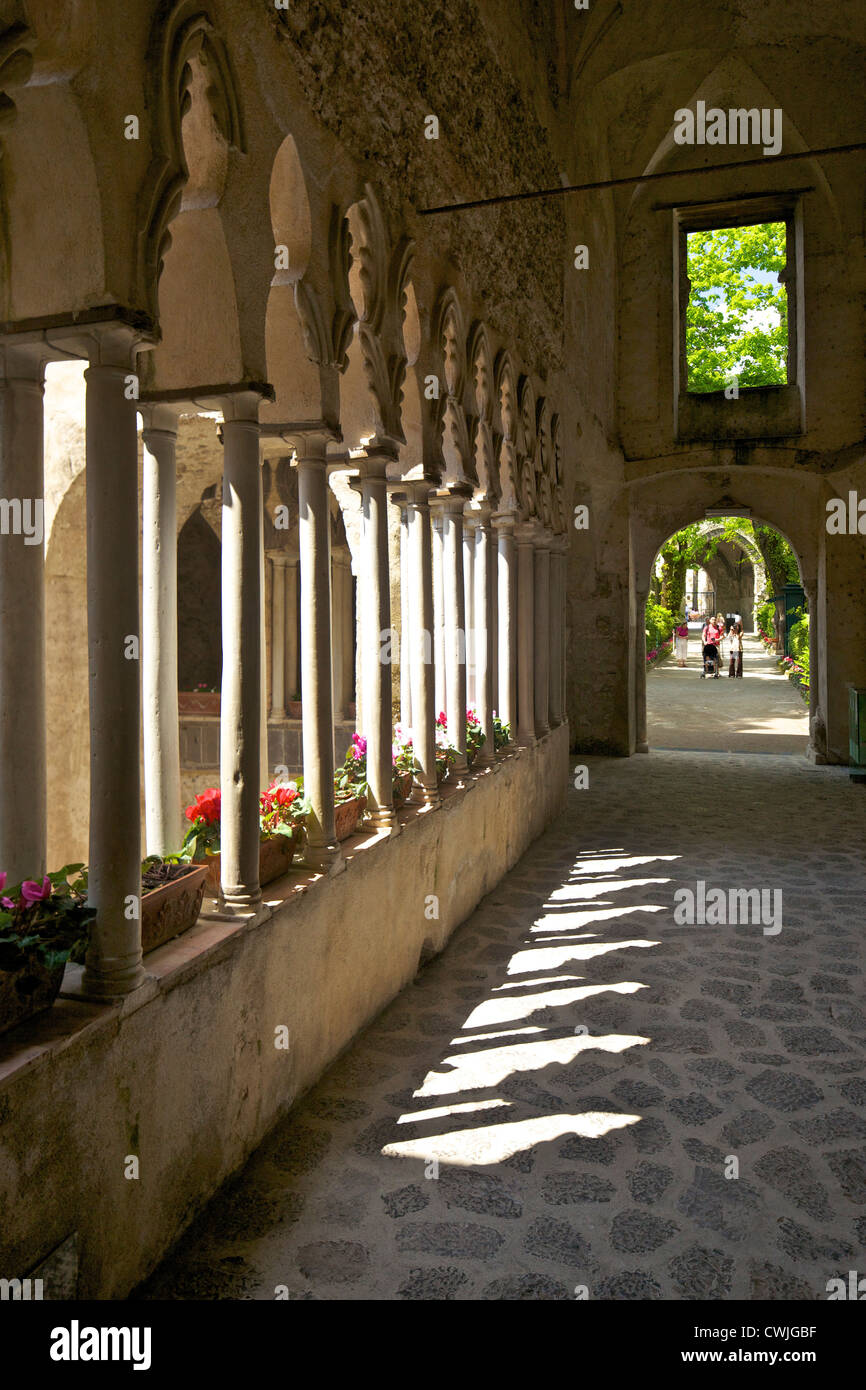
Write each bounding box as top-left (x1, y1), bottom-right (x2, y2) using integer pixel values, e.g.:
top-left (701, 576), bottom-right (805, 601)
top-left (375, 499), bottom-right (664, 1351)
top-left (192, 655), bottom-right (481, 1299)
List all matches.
top-left (647, 634), bottom-right (810, 754)
top-left (139, 752), bottom-right (866, 1301)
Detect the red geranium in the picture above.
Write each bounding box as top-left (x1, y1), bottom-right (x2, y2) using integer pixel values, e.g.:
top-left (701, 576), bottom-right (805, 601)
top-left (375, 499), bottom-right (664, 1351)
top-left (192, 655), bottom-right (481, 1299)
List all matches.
top-left (185, 787), bottom-right (221, 826)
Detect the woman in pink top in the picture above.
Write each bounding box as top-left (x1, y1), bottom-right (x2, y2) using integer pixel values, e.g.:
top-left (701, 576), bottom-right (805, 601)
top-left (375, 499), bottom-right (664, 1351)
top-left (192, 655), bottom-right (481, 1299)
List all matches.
top-left (701, 619), bottom-right (721, 678)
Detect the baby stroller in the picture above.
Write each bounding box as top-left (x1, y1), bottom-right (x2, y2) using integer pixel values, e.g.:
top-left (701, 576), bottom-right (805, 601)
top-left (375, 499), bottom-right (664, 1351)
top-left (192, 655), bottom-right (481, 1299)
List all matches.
top-left (700, 624), bottom-right (720, 678)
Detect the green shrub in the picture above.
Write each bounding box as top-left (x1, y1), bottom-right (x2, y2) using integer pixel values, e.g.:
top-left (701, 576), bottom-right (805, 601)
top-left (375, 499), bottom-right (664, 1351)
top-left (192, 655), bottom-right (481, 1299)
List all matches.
top-left (645, 602), bottom-right (674, 653)
top-left (756, 598), bottom-right (776, 640)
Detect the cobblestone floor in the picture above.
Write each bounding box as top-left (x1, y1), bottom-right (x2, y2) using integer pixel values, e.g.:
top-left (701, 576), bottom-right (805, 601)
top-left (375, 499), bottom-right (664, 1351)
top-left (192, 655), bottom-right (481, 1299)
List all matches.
top-left (138, 749), bottom-right (866, 1301)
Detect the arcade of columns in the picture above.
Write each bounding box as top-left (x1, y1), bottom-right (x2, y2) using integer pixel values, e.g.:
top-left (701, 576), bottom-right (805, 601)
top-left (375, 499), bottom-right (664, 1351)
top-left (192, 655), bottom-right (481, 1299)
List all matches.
top-left (0, 300), bottom-right (568, 1002)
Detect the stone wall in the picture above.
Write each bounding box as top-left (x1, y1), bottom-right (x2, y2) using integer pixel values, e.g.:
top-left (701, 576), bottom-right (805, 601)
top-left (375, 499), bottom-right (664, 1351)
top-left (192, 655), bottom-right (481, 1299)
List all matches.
top-left (0, 727), bottom-right (568, 1298)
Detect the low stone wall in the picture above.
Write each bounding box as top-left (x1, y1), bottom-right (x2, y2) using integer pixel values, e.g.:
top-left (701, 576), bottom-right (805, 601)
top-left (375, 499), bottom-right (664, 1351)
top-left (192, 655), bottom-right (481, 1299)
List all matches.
top-left (0, 725), bottom-right (568, 1299)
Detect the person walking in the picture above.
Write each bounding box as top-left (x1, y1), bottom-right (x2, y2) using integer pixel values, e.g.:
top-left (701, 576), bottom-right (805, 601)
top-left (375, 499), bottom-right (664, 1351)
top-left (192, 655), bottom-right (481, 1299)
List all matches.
top-left (675, 617), bottom-right (689, 667)
top-left (701, 616), bottom-right (721, 678)
top-left (729, 617), bottom-right (744, 677)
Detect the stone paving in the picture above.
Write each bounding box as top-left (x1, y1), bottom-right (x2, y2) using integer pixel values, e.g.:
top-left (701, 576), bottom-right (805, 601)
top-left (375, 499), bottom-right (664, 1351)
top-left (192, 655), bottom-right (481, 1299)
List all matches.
top-left (138, 748), bottom-right (866, 1301)
top-left (647, 633), bottom-right (809, 755)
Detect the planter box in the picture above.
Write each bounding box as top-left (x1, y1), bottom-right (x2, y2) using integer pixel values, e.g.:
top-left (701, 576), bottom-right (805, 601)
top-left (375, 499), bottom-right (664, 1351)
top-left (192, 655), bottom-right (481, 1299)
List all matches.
top-left (179, 691), bottom-right (220, 716)
top-left (141, 865), bottom-right (208, 954)
top-left (197, 835), bottom-right (296, 894)
top-left (334, 796), bottom-right (365, 841)
top-left (0, 956), bottom-right (65, 1036)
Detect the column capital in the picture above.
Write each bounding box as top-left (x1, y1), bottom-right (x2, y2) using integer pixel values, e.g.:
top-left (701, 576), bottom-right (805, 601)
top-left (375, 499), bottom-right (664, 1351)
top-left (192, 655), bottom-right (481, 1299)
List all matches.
top-left (467, 498), bottom-right (494, 527)
top-left (0, 334), bottom-right (54, 382)
top-left (514, 520), bottom-right (538, 545)
top-left (430, 486), bottom-right (472, 518)
top-left (491, 508), bottom-right (518, 535)
top-left (139, 400), bottom-right (181, 436)
top-left (268, 549), bottom-right (290, 568)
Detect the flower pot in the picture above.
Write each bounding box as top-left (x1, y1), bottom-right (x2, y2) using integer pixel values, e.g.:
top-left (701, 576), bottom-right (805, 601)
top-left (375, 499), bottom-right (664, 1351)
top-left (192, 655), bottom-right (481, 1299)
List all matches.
top-left (141, 864), bottom-right (208, 954)
top-left (197, 835), bottom-right (296, 894)
top-left (178, 691), bottom-right (220, 716)
top-left (393, 771), bottom-right (413, 807)
top-left (287, 700), bottom-right (302, 719)
top-left (0, 955), bottom-right (66, 1036)
top-left (334, 795), bottom-right (365, 841)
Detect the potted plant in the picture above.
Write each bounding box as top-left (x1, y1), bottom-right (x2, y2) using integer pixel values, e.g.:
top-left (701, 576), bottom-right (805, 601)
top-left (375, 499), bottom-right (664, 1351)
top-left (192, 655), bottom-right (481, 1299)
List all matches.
top-left (466, 708), bottom-right (486, 767)
top-left (0, 866), bottom-right (95, 1035)
top-left (181, 782), bottom-right (309, 892)
top-left (392, 725), bottom-right (419, 806)
top-left (493, 714), bottom-right (511, 751)
top-left (287, 691), bottom-right (302, 719)
top-left (434, 713), bottom-right (459, 785)
top-left (178, 682), bottom-right (221, 716)
top-left (139, 856), bottom-right (209, 954)
top-left (333, 733), bottom-right (368, 839)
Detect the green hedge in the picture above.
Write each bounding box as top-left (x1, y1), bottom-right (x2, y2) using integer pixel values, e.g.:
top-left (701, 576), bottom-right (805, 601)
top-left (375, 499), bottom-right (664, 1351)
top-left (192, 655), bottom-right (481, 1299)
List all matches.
top-left (645, 601), bottom-right (675, 653)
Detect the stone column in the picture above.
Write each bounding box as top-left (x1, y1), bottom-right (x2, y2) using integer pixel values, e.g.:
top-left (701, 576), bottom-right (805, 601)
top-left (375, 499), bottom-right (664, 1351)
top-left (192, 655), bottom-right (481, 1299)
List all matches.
top-left (493, 513), bottom-right (517, 746)
top-left (516, 524), bottom-right (536, 747)
top-left (355, 453), bottom-right (397, 832)
top-left (534, 536), bottom-right (551, 738)
top-left (0, 341), bottom-right (47, 885)
top-left (473, 505), bottom-right (495, 766)
top-left (140, 402), bottom-right (182, 858)
top-left (548, 544), bottom-right (565, 728)
top-left (803, 575), bottom-right (826, 763)
top-left (295, 434), bottom-right (339, 867)
top-left (463, 514), bottom-right (476, 709)
top-left (405, 486), bottom-right (439, 804)
top-left (285, 553), bottom-right (299, 704)
top-left (399, 503), bottom-right (413, 729)
top-left (83, 329), bottom-right (146, 995)
top-left (634, 582), bottom-right (649, 754)
top-left (331, 550), bottom-right (353, 722)
top-left (270, 552), bottom-right (287, 719)
top-left (432, 512), bottom-right (446, 718)
top-left (220, 392), bottom-right (264, 906)
top-left (259, 467), bottom-right (269, 791)
top-left (433, 493), bottom-right (469, 772)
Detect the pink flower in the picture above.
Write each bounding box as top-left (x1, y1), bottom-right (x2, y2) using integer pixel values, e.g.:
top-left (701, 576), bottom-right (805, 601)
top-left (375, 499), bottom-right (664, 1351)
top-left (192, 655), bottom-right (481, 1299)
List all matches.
top-left (351, 733), bottom-right (367, 759)
top-left (1, 897), bottom-right (15, 911)
top-left (21, 876), bottom-right (51, 905)
top-left (437, 711), bottom-right (447, 728)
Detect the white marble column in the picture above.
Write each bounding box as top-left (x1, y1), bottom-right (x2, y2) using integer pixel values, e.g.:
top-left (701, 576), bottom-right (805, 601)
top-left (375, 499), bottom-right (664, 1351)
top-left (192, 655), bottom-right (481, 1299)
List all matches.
top-left (295, 434), bottom-right (339, 867)
top-left (463, 514), bottom-right (476, 709)
top-left (285, 553), bottom-right (299, 703)
top-left (0, 341), bottom-right (47, 885)
top-left (356, 454), bottom-right (397, 832)
top-left (399, 503), bottom-right (413, 730)
top-left (432, 512), bottom-right (446, 718)
top-left (434, 493), bottom-right (469, 772)
top-left (473, 505), bottom-right (494, 767)
top-left (534, 536), bottom-right (551, 738)
top-left (270, 552), bottom-right (287, 719)
top-left (259, 466), bottom-right (269, 791)
top-left (141, 402), bottom-right (182, 857)
top-left (83, 329), bottom-right (146, 995)
top-left (493, 513), bottom-right (517, 746)
top-left (405, 486), bottom-right (439, 803)
top-left (220, 392), bottom-right (264, 906)
top-left (516, 524), bottom-right (536, 748)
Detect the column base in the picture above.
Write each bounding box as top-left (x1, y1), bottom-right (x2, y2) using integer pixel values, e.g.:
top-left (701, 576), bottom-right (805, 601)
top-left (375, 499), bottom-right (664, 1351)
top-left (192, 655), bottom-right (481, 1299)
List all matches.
top-left (79, 962), bottom-right (148, 1000)
top-left (636, 741), bottom-right (649, 754)
top-left (416, 781), bottom-right (441, 807)
top-left (535, 722), bottom-right (551, 739)
top-left (303, 841), bottom-right (343, 872)
top-left (366, 808), bottom-right (401, 834)
top-left (221, 886), bottom-right (263, 910)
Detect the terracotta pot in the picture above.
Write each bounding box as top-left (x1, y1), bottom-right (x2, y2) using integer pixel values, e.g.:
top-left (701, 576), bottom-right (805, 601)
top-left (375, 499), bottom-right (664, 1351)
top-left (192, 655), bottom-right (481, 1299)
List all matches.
top-left (178, 691), bottom-right (220, 716)
top-left (287, 700), bottom-right (302, 719)
top-left (334, 795), bottom-right (365, 841)
top-left (393, 770), bottom-right (413, 806)
top-left (0, 955), bottom-right (65, 1036)
top-left (141, 864), bottom-right (208, 954)
top-left (197, 835), bottom-right (296, 893)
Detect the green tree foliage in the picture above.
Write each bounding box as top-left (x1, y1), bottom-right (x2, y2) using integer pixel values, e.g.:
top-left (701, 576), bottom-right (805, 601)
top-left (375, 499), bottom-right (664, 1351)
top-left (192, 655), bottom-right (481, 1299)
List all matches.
top-left (645, 601), bottom-right (675, 653)
top-left (752, 523), bottom-right (799, 597)
top-left (685, 222), bottom-right (787, 392)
